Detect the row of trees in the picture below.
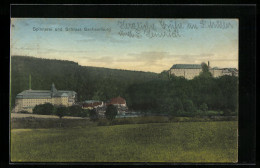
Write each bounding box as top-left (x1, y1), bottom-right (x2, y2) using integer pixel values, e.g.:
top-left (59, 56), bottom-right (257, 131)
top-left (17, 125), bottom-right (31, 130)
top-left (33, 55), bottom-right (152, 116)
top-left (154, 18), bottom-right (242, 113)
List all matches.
top-left (126, 64), bottom-right (238, 116)
top-left (32, 103), bottom-right (119, 121)
top-left (33, 103), bottom-right (89, 118)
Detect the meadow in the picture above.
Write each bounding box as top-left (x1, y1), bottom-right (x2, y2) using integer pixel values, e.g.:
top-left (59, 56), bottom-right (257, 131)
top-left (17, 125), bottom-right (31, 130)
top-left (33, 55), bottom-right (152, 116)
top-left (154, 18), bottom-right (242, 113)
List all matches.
top-left (11, 121), bottom-right (238, 163)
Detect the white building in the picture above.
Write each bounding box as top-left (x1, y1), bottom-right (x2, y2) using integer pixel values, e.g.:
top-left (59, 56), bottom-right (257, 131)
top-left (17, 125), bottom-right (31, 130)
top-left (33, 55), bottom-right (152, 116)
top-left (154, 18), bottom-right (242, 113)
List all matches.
top-left (169, 62), bottom-right (238, 79)
top-left (14, 83), bottom-right (77, 113)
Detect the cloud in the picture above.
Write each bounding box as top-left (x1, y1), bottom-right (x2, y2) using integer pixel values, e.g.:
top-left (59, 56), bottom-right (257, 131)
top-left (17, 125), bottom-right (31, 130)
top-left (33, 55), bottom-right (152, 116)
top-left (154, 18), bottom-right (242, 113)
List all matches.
top-left (111, 51), bottom-right (221, 72)
top-left (14, 47), bottom-right (91, 54)
top-left (116, 51), bottom-right (215, 64)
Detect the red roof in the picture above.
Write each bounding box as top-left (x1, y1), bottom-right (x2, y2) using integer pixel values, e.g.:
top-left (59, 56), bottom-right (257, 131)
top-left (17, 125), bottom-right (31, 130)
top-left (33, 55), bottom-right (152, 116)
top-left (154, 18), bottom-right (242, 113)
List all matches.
top-left (108, 96), bottom-right (126, 105)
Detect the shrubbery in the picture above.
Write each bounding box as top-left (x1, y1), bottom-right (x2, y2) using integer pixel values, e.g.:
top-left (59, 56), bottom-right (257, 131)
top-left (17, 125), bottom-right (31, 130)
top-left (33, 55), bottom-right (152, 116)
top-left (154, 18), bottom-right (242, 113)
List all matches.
top-left (55, 106), bottom-right (67, 119)
top-left (89, 109), bottom-right (99, 121)
top-left (105, 105), bottom-right (118, 121)
top-left (126, 68), bottom-right (238, 117)
top-left (33, 103), bottom-right (54, 115)
top-left (18, 110), bottom-right (30, 114)
top-left (32, 103), bottom-right (90, 118)
top-left (67, 105), bottom-right (89, 118)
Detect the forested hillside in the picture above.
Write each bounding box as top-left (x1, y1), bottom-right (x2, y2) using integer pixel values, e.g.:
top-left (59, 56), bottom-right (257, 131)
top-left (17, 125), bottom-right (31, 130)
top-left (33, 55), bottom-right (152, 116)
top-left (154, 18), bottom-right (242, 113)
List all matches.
top-left (126, 74), bottom-right (238, 116)
top-left (10, 56), bottom-right (159, 108)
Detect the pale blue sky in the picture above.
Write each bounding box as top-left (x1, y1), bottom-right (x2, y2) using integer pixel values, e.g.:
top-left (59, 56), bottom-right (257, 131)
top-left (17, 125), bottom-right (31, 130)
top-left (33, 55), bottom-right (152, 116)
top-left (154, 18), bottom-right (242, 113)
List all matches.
top-left (11, 18), bottom-right (238, 73)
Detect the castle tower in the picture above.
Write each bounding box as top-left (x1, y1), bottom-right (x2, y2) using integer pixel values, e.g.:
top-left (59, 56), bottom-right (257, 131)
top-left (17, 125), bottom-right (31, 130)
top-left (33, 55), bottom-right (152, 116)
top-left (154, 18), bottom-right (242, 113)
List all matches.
top-left (51, 83), bottom-right (58, 96)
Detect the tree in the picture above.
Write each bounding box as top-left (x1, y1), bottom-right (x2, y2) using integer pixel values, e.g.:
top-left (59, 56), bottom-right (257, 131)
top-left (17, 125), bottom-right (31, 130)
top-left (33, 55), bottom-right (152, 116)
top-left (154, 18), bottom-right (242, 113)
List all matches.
top-left (174, 98), bottom-right (184, 115)
top-left (105, 104), bottom-right (118, 121)
top-left (199, 62), bottom-right (212, 78)
top-left (81, 109), bottom-right (90, 118)
top-left (183, 99), bottom-right (196, 113)
top-left (199, 103), bottom-right (208, 112)
top-left (223, 109), bottom-right (233, 116)
top-left (159, 70), bottom-right (170, 80)
top-left (159, 97), bottom-right (175, 115)
top-left (89, 109), bottom-right (99, 121)
top-left (201, 62), bottom-right (209, 73)
top-left (67, 105), bottom-right (83, 117)
top-left (92, 90), bottom-right (105, 101)
top-left (54, 105), bottom-right (67, 119)
top-left (33, 103), bottom-right (54, 115)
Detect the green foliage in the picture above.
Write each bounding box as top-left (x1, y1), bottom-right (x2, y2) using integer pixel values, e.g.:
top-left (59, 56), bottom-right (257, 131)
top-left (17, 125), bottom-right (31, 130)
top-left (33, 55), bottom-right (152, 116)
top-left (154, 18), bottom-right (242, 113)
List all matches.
top-left (11, 56), bottom-right (159, 107)
top-left (81, 109), bottom-right (90, 118)
top-left (33, 103), bottom-right (54, 115)
top-left (127, 73), bottom-right (238, 116)
top-left (201, 62), bottom-right (209, 73)
top-left (158, 97), bottom-right (175, 115)
top-left (11, 121), bottom-right (238, 162)
top-left (105, 105), bottom-right (118, 121)
top-left (198, 62), bottom-right (213, 78)
top-left (11, 115), bottom-right (238, 129)
top-left (183, 99), bottom-right (196, 113)
top-left (18, 110), bottom-right (30, 114)
top-left (174, 98), bottom-right (184, 115)
top-left (200, 103), bottom-right (208, 112)
top-left (54, 106), bottom-right (67, 119)
top-left (89, 109), bottom-right (99, 121)
top-left (159, 70), bottom-right (170, 80)
top-left (223, 109), bottom-right (233, 116)
top-left (11, 117), bottom-right (96, 129)
top-left (67, 105), bottom-right (83, 117)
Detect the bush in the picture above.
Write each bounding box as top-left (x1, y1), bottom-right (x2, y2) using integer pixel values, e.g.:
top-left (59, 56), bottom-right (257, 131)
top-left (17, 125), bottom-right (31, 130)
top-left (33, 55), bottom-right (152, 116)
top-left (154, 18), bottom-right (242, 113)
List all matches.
top-left (105, 105), bottom-right (118, 121)
top-left (81, 109), bottom-right (90, 118)
top-left (199, 103), bottom-right (208, 112)
top-left (183, 99), bottom-right (196, 113)
top-left (89, 109), bottom-right (99, 121)
top-left (18, 110), bottom-right (30, 114)
top-left (33, 103), bottom-right (54, 115)
top-left (67, 105), bottom-right (83, 117)
top-left (54, 105), bottom-right (68, 119)
top-left (223, 109), bottom-right (233, 116)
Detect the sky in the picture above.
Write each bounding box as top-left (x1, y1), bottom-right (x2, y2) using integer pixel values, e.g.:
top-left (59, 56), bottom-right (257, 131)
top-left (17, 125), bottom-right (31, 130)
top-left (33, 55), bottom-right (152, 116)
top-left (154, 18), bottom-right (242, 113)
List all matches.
top-left (11, 18), bottom-right (238, 73)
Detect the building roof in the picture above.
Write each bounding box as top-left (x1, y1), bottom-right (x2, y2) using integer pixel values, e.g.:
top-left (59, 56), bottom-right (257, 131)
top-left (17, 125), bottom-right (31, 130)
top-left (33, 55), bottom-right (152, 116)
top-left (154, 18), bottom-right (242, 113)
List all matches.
top-left (16, 90), bottom-right (52, 99)
top-left (108, 96), bottom-right (126, 105)
top-left (16, 83), bottom-right (76, 99)
top-left (171, 64), bottom-right (238, 72)
top-left (171, 64), bottom-right (202, 69)
top-left (84, 100), bottom-right (101, 104)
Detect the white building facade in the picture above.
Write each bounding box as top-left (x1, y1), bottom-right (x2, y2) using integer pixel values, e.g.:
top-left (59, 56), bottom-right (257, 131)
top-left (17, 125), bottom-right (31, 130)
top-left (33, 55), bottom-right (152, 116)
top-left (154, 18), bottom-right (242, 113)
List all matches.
top-left (169, 63), bottom-right (238, 80)
top-left (14, 83), bottom-right (77, 113)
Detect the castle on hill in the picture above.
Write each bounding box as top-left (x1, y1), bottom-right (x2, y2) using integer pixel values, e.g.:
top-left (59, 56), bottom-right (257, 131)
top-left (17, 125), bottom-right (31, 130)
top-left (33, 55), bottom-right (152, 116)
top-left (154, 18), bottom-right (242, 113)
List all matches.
top-left (169, 62), bottom-right (238, 80)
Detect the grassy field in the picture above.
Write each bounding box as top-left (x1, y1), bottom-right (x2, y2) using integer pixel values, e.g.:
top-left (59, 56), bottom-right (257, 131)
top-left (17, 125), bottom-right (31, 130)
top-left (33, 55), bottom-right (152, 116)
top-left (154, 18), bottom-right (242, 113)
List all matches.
top-left (11, 121), bottom-right (238, 163)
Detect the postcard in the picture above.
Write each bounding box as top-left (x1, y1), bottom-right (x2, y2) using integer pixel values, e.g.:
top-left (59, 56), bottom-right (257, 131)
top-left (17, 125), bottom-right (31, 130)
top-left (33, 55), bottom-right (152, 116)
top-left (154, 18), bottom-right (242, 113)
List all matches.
top-left (10, 18), bottom-right (238, 163)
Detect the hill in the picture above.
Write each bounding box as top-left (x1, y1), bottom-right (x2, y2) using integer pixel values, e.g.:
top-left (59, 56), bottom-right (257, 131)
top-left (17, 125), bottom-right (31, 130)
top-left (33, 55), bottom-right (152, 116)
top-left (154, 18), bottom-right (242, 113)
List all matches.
top-left (10, 56), bottom-right (159, 108)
